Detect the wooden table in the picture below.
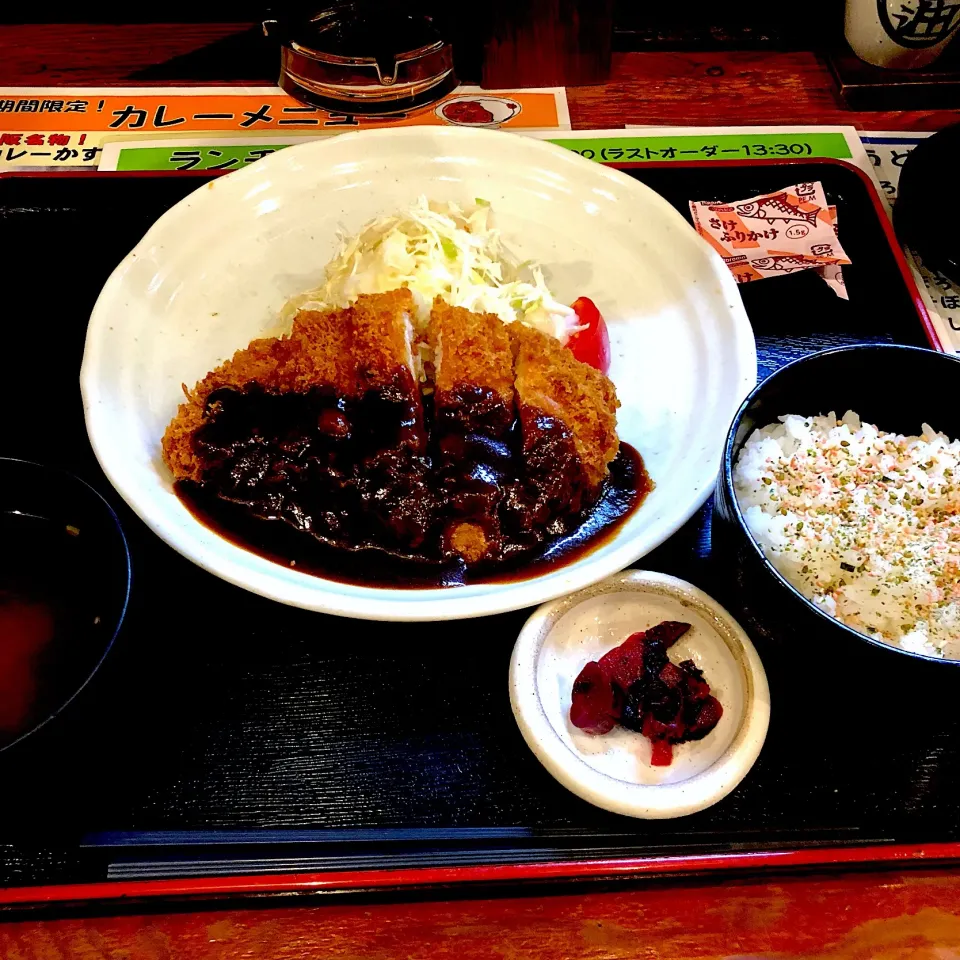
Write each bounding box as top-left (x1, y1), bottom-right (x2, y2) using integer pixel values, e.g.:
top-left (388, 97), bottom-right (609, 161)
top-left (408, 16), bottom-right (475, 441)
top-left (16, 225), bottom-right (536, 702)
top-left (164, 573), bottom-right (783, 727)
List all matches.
top-left (3, 868), bottom-right (960, 958)
top-left (0, 22), bottom-right (957, 131)
top-left (1, 20), bottom-right (959, 957)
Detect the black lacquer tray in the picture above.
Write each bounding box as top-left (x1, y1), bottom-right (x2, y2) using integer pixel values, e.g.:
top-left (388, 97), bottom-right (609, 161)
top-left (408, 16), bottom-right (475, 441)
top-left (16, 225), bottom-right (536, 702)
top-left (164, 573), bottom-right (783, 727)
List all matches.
top-left (0, 158), bottom-right (949, 910)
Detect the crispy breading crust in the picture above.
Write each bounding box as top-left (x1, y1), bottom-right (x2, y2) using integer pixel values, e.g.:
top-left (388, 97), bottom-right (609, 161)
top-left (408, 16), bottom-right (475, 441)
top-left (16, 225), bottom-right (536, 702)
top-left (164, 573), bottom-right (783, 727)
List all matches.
top-left (447, 522), bottom-right (489, 564)
top-left (350, 288), bottom-right (418, 390)
top-left (162, 292), bottom-right (620, 507)
top-left (510, 324), bottom-right (620, 489)
top-left (161, 337), bottom-right (302, 483)
top-left (428, 298), bottom-right (514, 405)
top-left (289, 309), bottom-right (358, 395)
top-left (161, 289), bottom-right (416, 482)
top-left (160, 396), bottom-right (208, 483)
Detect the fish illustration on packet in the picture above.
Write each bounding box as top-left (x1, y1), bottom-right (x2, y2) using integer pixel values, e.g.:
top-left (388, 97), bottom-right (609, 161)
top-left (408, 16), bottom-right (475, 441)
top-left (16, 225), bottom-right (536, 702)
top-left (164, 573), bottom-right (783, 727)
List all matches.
top-left (689, 182), bottom-right (851, 297)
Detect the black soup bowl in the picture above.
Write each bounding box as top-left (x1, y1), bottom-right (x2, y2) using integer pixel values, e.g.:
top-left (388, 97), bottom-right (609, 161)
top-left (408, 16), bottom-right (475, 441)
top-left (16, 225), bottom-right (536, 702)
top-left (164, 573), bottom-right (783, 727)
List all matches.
top-left (0, 459), bottom-right (131, 752)
top-left (714, 344), bottom-right (960, 671)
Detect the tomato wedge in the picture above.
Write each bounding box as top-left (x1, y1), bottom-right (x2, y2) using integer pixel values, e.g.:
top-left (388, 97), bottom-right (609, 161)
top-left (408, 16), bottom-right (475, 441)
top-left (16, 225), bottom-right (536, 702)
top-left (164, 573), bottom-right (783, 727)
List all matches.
top-left (566, 297), bottom-right (611, 373)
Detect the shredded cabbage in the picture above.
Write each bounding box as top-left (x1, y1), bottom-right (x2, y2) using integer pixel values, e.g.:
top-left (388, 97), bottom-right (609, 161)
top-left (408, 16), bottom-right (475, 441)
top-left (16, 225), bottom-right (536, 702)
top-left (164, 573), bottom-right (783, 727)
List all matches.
top-left (281, 197), bottom-right (578, 343)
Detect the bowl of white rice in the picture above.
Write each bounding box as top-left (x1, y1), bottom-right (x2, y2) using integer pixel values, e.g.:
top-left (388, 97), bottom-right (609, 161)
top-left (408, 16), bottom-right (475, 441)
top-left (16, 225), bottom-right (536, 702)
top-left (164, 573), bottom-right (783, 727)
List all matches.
top-left (715, 344), bottom-right (960, 666)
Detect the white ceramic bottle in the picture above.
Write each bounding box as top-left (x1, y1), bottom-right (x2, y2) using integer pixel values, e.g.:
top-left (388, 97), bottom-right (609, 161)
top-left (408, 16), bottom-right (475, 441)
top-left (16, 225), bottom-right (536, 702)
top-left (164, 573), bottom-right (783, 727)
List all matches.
top-left (845, 0), bottom-right (960, 69)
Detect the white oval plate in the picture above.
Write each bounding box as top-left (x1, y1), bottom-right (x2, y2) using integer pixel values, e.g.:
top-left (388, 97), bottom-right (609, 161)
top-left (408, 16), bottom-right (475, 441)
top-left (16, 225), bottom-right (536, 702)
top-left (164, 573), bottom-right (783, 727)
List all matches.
top-left (81, 127), bottom-right (756, 621)
top-left (509, 571), bottom-right (770, 818)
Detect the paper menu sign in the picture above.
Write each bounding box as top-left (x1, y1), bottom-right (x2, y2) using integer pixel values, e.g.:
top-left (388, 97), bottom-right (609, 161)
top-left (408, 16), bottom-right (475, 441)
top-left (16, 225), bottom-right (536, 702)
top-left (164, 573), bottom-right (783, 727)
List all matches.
top-left (861, 131), bottom-right (960, 353)
top-left (0, 85), bottom-right (570, 171)
top-left (860, 131), bottom-right (933, 206)
top-left (99, 124), bottom-right (860, 173)
top-left (620, 124), bottom-right (870, 173)
top-left (99, 134), bottom-right (337, 172)
top-left (99, 124), bottom-right (856, 172)
top-left (100, 125), bottom-right (861, 173)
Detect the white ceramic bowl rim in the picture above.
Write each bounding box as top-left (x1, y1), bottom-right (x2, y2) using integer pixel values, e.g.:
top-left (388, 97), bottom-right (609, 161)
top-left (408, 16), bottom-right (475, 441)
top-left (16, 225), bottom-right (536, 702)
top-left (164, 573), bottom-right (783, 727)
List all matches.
top-left (81, 127), bottom-right (756, 621)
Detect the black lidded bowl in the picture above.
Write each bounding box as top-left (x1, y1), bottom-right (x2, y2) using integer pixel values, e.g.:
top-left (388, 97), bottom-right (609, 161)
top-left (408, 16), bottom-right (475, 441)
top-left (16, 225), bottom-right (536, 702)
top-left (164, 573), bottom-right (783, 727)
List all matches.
top-left (0, 459), bottom-right (131, 752)
top-left (713, 344), bottom-right (960, 671)
top-left (893, 121), bottom-right (960, 288)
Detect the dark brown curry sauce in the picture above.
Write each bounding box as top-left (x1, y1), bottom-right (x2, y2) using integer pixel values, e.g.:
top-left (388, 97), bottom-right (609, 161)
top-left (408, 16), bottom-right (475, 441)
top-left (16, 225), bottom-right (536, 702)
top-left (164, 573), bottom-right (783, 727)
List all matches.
top-left (175, 382), bottom-right (652, 588)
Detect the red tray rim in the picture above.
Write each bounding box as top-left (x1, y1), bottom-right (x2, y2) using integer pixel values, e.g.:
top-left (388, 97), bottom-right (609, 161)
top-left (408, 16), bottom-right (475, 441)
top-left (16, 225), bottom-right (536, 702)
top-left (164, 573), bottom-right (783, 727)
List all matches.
top-left (0, 156), bottom-right (945, 907)
top-left (3, 842), bottom-right (960, 907)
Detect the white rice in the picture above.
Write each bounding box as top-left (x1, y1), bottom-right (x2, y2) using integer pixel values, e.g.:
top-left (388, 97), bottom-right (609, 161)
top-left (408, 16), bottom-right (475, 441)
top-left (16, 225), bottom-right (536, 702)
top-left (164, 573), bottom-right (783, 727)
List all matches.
top-left (733, 411), bottom-right (960, 659)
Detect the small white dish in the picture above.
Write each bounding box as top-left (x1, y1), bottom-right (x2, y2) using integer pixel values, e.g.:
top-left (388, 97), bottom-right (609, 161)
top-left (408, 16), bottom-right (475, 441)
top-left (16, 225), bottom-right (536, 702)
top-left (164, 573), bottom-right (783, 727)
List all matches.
top-left (509, 570), bottom-right (770, 818)
top-left (81, 126), bottom-right (755, 621)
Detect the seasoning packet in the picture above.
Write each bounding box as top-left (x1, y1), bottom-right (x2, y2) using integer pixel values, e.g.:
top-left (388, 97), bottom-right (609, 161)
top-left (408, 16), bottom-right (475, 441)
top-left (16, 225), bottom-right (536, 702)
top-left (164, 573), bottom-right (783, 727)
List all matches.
top-left (817, 205), bottom-right (848, 300)
top-left (689, 182), bottom-right (851, 298)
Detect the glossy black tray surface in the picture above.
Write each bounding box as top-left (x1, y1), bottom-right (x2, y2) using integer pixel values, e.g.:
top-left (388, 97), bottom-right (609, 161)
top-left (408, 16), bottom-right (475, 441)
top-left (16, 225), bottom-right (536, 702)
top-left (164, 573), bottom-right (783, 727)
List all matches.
top-left (0, 161), bottom-right (939, 890)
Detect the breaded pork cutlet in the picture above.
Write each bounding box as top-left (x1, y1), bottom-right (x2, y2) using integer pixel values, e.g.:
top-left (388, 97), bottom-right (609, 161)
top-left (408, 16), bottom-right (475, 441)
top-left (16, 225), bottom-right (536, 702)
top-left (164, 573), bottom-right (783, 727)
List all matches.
top-left (161, 335), bottom-right (309, 484)
top-left (343, 289), bottom-right (432, 546)
top-left (510, 323), bottom-right (620, 495)
top-left (161, 288), bottom-right (636, 581)
top-left (346, 288), bottom-right (425, 460)
top-left (348, 288), bottom-right (419, 394)
top-left (428, 299), bottom-right (515, 563)
top-left (161, 289), bottom-right (419, 482)
top-left (429, 298), bottom-right (514, 432)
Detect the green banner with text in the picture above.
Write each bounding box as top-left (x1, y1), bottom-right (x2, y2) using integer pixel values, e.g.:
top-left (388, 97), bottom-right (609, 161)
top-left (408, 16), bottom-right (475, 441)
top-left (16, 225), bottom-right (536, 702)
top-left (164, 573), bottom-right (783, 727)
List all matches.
top-left (545, 132), bottom-right (852, 164)
top-left (110, 131), bottom-right (853, 172)
top-left (115, 144), bottom-right (285, 171)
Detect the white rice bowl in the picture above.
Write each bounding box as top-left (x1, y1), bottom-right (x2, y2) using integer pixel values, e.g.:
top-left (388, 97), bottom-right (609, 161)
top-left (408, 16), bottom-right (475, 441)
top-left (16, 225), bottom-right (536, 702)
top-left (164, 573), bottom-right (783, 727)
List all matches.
top-left (733, 411), bottom-right (960, 660)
